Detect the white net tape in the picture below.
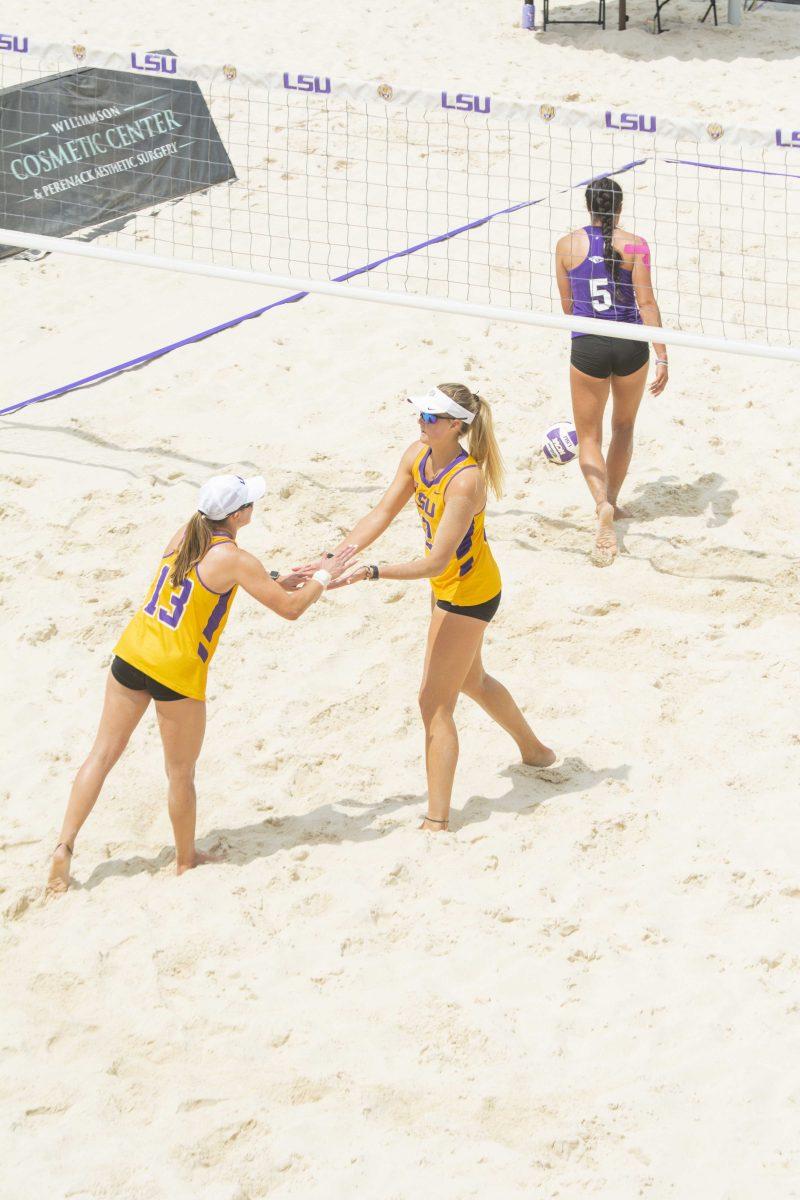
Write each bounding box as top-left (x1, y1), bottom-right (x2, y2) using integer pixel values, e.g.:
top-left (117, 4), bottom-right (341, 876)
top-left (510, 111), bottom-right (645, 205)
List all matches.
top-left (1, 41), bottom-right (798, 357)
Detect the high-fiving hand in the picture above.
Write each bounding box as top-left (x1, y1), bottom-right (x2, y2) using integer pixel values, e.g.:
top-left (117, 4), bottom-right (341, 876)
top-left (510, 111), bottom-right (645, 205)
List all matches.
top-left (293, 545), bottom-right (360, 585)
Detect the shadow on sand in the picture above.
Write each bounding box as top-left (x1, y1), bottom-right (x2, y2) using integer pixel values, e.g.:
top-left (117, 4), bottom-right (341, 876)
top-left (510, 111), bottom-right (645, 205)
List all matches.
top-left (534, 2), bottom-right (796, 63)
top-left (77, 755), bottom-right (630, 892)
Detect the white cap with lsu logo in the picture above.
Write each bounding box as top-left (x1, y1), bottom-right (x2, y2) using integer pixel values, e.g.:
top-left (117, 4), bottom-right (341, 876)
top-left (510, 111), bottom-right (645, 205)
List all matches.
top-left (197, 474), bottom-right (267, 520)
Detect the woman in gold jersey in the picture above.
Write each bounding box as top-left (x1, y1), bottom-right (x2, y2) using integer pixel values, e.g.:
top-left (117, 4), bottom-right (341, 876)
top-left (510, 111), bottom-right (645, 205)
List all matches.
top-left (47, 474), bottom-right (354, 893)
top-left (307, 384), bottom-right (555, 831)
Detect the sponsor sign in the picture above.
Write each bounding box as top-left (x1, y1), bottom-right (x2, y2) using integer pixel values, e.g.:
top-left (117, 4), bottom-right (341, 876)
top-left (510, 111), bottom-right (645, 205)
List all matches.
top-left (0, 57), bottom-right (235, 256)
top-left (775, 129), bottom-right (800, 148)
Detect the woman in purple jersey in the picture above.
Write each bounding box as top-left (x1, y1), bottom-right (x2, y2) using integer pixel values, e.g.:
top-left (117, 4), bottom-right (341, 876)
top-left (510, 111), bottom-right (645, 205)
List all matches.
top-left (555, 176), bottom-right (669, 564)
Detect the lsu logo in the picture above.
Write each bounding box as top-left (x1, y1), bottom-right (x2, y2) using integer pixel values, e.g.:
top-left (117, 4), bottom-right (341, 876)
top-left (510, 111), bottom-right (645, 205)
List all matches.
top-left (539, 104), bottom-right (556, 122)
top-left (441, 92), bottom-right (490, 114)
top-left (707, 122), bottom-right (724, 141)
top-left (377, 83), bottom-right (393, 101)
top-left (283, 73), bottom-right (331, 94)
top-left (223, 64), bottom-right (237, 81)
top-left (0, 34), bottom-right (29, 53)
top-left (605, 111), bottom-right (656, 134)
top-left (130, 51), bottom-right (178, 74)
top-left (775, 129), bottom-right (800, 148)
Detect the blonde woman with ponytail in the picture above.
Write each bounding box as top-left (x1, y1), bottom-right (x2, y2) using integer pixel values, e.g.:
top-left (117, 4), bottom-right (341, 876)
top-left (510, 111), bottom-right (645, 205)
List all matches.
top-left (302, 384), bottom-right (554, 832)
top-left (47, 474), bottom-right (354, 892)
top-left (555, 175), bottom-right (668, 565)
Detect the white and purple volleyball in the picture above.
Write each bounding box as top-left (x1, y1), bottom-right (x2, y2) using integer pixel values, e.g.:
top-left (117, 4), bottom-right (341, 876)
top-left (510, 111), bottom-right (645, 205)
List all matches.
top-left (542, 420), bottom-right (578, 465)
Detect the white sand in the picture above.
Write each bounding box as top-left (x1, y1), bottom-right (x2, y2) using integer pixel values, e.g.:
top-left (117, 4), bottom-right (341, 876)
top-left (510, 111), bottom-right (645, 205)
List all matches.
top-left (2, 4), bottom-right (800, 1197)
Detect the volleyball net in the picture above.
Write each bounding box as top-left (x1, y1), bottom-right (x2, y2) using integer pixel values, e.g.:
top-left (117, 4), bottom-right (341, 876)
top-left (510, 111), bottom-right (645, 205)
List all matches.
top-left (1, 40), bottom-right (799, 361)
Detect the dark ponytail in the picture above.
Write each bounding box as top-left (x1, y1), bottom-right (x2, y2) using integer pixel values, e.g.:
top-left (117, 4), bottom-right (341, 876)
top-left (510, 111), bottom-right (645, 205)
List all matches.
top-left (585, 176), bottom-right (623, 290)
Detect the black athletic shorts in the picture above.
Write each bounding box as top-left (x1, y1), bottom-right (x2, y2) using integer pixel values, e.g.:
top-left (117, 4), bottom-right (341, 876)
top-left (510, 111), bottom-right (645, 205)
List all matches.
top-left (570, 334), bottom-right (649, 379)
top-left (436, 591), bottom-right (501, 623)
top-left (111, 655), bottom-right (189, 702)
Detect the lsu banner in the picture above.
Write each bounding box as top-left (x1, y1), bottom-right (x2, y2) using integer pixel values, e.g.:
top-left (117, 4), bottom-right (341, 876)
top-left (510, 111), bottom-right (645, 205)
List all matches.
top-left (0, 59), bottom-right (235, 256)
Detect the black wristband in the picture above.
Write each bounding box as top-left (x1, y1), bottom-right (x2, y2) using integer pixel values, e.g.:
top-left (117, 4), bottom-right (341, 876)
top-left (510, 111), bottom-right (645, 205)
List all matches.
top-left (366, 564), bottom-right (380, 581)
top-left (269, 570), bottom-right (280, 580)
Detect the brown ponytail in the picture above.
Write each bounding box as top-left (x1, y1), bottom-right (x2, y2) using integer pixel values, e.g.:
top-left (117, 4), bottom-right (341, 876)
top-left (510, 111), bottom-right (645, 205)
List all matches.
top-left (585, 176), bottom-right (623, 291)
top-left (437, 383), bottom-right (505, 500)
top-left (171, 511), bottom-right (216, 586)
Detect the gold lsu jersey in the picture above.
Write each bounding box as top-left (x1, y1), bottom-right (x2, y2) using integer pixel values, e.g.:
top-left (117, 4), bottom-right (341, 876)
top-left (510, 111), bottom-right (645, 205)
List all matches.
top-left (411, 447), bottom-right (501, 605)
top-left (114, 535), bottom-right (237, 701)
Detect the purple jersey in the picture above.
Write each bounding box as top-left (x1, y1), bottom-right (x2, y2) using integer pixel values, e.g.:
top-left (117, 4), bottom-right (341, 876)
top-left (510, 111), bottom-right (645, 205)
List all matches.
top-left (567, 225), bottom-right (642, 338)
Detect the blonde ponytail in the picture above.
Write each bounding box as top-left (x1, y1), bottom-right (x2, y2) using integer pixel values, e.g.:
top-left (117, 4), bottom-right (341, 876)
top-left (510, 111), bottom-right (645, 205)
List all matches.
top-left (437, 382), bottom-right (505, 500)
top-left (171, 511), bottom-right (215, 586)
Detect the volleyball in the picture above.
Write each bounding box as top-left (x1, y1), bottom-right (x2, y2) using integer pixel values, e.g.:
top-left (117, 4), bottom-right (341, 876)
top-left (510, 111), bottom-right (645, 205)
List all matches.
top-left (542, 420), bottom-right (579, 465)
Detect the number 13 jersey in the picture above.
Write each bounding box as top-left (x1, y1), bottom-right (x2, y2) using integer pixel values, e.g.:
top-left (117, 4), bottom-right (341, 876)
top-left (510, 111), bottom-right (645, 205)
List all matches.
top-left (114, 535), bottom-right (238, 701)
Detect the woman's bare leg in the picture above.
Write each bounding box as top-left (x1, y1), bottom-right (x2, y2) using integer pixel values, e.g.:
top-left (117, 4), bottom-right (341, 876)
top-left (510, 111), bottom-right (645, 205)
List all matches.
top-left (570, 365), bottom-right (617, 563)
top-left (606, 362), bottom-right (648, 515)
top-left (460, 645), bottom-right (555, 767)
top-left (418, 607), bottom-right (486, 830)
top-left (154, 697), bottom-right (212, 874)
top-left (47, 673), bottom-right (151, 893)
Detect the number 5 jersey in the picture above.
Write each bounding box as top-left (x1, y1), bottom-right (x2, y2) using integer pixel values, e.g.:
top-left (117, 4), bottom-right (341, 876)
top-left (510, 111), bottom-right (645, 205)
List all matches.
top-left (567, 225), bottom-right (643, 337)
top-left (114, 534), bottom-right (238, 701)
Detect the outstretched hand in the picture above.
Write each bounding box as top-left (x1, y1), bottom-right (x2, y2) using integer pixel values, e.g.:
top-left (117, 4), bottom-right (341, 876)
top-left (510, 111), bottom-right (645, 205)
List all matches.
top-left (293, 547), bottom-right (356, 579)
top-left (276, 571), bottom-right (309, 592)
top-left (327, 564), bottom-right (368, 591)
top-left (323, 544), bottom-right (360, 583)
top-left (294, 552), bottom-right (332, 576)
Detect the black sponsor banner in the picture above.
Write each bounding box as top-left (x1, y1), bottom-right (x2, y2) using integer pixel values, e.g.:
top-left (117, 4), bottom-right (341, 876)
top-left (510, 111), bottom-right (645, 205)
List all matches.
top-left (0, 62), bottom-right (235, 257)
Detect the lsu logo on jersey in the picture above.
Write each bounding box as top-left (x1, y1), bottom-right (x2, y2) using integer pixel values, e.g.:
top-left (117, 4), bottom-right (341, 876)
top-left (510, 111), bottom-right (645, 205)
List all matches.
top-left (417, 492), bottom-right (436, 545)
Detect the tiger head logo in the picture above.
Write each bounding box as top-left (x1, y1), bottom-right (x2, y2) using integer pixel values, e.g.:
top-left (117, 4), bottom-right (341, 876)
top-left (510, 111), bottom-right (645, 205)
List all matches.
top-left (223, 64), bottom-right (237, 81)
top-left (377, 83), bottom-right (393, 101)
top-left (539, 103), bottom-right (556, 122)
top-left (72, 44), bottom-right (87, 62)
top-left (707, 122), bottom-right (724, 141)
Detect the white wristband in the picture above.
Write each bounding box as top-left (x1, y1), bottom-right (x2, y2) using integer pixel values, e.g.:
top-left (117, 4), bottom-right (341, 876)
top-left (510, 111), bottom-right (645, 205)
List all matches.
top-left (312, 569), bottom-right (331, 588)
top-left (656, 358), bottom-right (669, 365)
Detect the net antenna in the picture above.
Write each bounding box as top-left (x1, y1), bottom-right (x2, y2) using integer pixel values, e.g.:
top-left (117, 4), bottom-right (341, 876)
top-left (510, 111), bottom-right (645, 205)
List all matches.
top-left (1, 41), bottom-right (798, 363)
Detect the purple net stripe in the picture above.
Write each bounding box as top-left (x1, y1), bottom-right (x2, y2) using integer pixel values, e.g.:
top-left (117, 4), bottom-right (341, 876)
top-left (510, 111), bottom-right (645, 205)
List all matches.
top-left (664, 157), bottom-right (800, 181)
top-left (0, 159), bottom-right (646, 418)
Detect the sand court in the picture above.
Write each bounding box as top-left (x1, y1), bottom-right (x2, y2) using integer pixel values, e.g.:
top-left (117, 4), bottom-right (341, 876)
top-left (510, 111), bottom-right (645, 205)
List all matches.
top-left (2, 3), bottom-right (800, 1196)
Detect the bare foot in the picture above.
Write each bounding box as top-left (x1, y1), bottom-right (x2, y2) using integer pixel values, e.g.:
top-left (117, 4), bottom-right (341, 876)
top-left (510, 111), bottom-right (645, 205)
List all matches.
top-left (611, 504), bottom-right (632, 520)
top-left (419, 817), bottom-right (449, 833)
top-left (591, 501), bottom-right (618, 566)
top-left (521, 743), bottom-right (557, 768)
top-left (45, 844), bottom-right (72, 895)
top-left (176, 849), bottom-right (225, 876)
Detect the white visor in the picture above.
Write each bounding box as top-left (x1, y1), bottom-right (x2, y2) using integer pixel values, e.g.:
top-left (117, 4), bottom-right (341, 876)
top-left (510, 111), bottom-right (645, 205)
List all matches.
top-left (406, 387), bottom-right (476, 425)
top-left (197, 473), bottom-right (266, 520)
